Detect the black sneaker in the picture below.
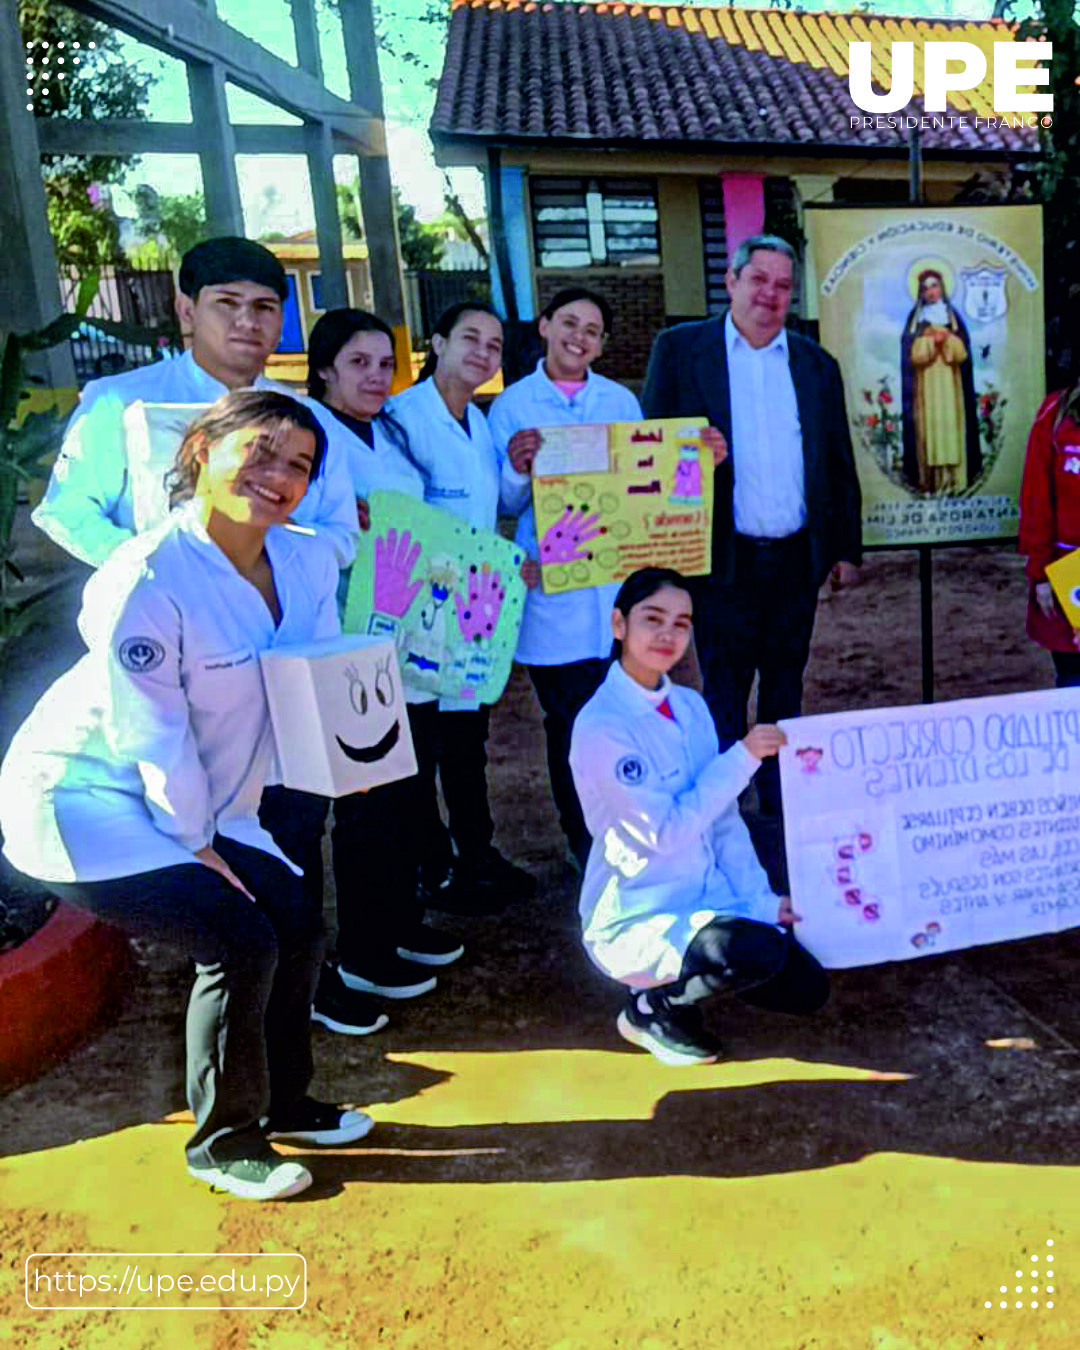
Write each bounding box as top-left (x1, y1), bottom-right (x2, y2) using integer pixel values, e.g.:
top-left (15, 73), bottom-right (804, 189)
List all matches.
top-left (188, 1154), bottom-right (313, 1201)
top-left (616, 993), bottom-right (721, 1066)
top-left (311, 963), bottom-right (389, 1035)
top-left (421, 866), bottom-right (509, 916)
top-left (338, 953), bottom-right (438, 999)
top-left (396, 924), bottom-right (464, 966)
top-left (266, 1097), bottom-right (375, 1146)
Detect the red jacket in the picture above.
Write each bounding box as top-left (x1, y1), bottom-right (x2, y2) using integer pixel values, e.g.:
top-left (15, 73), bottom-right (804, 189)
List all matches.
top-left (1018, 390), bottom-right (1080, 651)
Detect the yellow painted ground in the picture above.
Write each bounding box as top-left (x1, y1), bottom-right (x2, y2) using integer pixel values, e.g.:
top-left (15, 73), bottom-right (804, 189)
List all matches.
top-left (0, 1047), bottom-right (1072, 1350)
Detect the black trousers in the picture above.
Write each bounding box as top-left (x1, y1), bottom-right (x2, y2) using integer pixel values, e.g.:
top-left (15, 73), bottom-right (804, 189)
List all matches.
top-left (528, 658), bottom-right (609, 867)
top-left (693, 532), bottom-right (819, 815)
top-left (660, 916), bottom-right (829, 1014)
top-left (259, 702), bottom-right (438, 965)
top-left (47, 836), bottom-right (323, 1167)
top-left (412, 705), bottom-right (495, 883)
top-left (1052, 650), bottom-right (1080, 688)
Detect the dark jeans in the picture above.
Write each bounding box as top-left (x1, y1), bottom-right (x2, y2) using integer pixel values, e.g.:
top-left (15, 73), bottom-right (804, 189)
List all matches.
top-left (259, 701), bottom-right (438, 965)
top-left (47, 836), bottom-right (323, 1167)
top-left (693, 532), bottom-right (819, 815)
top-left (1052, 650), bottom-right (1080, 688)
top-left (529, 658), bottom-right (609, 866)
top-left (660, 915), bottom-right (829, 1014)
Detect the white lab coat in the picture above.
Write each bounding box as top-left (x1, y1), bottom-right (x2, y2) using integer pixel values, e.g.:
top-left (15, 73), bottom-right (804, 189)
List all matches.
top-left (0, 503), bottom-right (339, 884)
top-left (388, 376), bottom-right (500, 529)
top-left (32, 349), bottom-right (359, 568)
top-left (304, 400), bottom-right (426, 502)
top-left (489, 360), bottom-right (642, 666)
top-left (569, 661), bottom-right (776, 989)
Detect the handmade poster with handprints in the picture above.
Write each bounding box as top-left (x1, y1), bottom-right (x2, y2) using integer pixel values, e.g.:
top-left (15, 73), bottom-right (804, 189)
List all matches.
top-left (341, 490), bottom-right (526, 704)
top-left (530, 418), bottom-right (711, 594)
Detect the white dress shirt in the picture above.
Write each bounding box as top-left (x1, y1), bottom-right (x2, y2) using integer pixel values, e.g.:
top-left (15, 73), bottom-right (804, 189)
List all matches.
top-left (570, 661), bottom-right (775, 988)
top-left (724, 314), bottom-right (805, 538)
top-left (32, 349), bottom-right (359, 568)
top-left (0, 503), bottom-right (340, 883)
top-left (489, 359), bottom-right (642, 666)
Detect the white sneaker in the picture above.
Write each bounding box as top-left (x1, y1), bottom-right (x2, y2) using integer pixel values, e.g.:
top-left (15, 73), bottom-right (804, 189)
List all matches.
top-left (188, 1155), bottom-right (313, 1201)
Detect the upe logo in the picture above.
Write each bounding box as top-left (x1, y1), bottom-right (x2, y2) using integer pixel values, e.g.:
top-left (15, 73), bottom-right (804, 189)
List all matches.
top-left (848, 41), bottom-right (1052, 114)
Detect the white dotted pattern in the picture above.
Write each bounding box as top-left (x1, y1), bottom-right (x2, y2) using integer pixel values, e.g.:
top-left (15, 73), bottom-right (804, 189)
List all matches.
top-left (22, 40), bottom-right (94, 110)
top-left (986, 1240), bottom-right (1058, 1311)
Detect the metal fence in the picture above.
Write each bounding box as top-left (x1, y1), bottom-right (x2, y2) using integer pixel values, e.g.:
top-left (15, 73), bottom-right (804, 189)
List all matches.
top-left (60, 265), bottom-right (180, 387)
top-left (404, 268), bottom-right (491, 342)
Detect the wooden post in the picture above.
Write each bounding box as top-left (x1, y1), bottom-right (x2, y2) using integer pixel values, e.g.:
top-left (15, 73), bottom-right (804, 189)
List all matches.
top-left (338, 0), bottom-right (411, 383)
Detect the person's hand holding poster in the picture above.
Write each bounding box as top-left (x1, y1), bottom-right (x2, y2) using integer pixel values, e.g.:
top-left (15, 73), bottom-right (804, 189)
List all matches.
top-left (530, 418), bottom-right (712, 594)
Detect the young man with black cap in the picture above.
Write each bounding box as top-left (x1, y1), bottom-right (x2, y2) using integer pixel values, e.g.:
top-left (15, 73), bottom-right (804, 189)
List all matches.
top-left (33, 236), bottom-right (358, 568)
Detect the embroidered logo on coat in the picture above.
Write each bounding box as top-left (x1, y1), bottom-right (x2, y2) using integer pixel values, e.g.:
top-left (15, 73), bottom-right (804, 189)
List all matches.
top-left (615, 755), bottom-right (648, 786)
top-left (118, 636), bottom-right (166, 673)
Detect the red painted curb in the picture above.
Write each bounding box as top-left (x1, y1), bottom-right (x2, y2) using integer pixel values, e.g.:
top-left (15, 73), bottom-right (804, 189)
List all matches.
top-left (0, 902), bottom-right (131, 1092)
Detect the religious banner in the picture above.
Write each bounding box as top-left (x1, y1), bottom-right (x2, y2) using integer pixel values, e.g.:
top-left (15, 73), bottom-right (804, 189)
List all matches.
top-left (123, 402), bottom-right (209, 533)
top-left (342, 490), bottom-right (526, 704)
top-left (805, 205), bottom-right (1045, 547)
top-left (778, 688), bottom-right (1080, 969)
top-left (261, 634), bottom-right (418, 796)
top-left (530, 418), bottom-right (712, 594)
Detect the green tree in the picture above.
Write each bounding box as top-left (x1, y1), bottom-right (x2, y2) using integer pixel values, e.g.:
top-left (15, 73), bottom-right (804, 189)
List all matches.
top-left (395, 194), bottom-right (444, 270)
top-left (130, 187), bottom-right (208, 266)
top-left (1017, 0), bottom-right (1080, 379)
top-left (18, 1), bottom-right (156, 272)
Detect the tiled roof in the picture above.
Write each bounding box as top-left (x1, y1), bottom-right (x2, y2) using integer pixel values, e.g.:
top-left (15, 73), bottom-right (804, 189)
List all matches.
top-left (432, 2), bottom-right (1041, 154)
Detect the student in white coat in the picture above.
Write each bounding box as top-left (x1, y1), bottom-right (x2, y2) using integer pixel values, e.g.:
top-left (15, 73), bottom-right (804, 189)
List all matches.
top-left (32, 236), bottom-right (358, 569)
top-left (261, 309), bottom-right (465, 1028)
top-left (569, 568), bottom-right (829, 1066)
top-left (389, 302), bottom-right (535, 907)
top-left (0, 391), bottom-right (371, 1201)
top-left (491, 288), bottom-right (729, 870)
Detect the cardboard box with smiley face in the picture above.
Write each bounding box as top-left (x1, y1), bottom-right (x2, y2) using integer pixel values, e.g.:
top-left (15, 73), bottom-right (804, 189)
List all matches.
top-left (260, 635), bottom-right (418, 796)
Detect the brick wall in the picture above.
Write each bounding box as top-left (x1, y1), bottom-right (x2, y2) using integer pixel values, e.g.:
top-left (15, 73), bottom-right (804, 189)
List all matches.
top-left (535, 270), bottom-right (666, 389)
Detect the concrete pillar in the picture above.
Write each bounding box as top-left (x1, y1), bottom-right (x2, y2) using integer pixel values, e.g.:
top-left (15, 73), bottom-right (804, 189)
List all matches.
top-left (0, 0), bottom-right (75, 385)
top-left (306, 121), bottom-right (348, 311)
top-left (338, 0), bottom-right (411, 383)
top-left (186, 61), bottom-right (244, 237)
top-left (791, 174), bottom-right (838, 322)
top-left (289, 0), bottom-right (323, 84)
top-left (720, 172), bottom-right (765, 260)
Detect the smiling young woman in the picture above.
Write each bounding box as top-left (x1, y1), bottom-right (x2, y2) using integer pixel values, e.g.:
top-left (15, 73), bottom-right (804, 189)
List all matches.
top-left (0, 389), bottom-right (373, 1203)
top-left (568, 568), bottom-right (829, 1068)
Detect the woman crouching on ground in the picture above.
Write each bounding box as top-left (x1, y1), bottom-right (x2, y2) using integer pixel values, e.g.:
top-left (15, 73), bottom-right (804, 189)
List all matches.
top-left (569, 567), bottom-right (829, 1065)
top-left (0, 390), bottom-right (371, 1200)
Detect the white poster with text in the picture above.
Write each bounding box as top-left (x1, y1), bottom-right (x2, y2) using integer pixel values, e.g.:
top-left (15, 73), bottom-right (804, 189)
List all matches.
top-left (779, 688), bottom-right (1080, 968)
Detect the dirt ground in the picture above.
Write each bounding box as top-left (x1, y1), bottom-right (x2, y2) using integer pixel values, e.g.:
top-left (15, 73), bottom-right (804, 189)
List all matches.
top-left (2, 522), bottom-right (1080, 1350)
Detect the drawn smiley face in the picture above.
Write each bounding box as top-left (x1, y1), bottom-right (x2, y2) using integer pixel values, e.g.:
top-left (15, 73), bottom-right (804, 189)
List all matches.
top-left (335, 658), bottom-right (401, 763)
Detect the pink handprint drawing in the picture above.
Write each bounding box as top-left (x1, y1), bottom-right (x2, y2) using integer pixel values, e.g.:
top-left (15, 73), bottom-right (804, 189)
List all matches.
top-left (374, 528), bottom-right (424, 617)
top-left (454, 564), bottom-right (505, 642)
top-left (540, 506), bottom-right (602, 566)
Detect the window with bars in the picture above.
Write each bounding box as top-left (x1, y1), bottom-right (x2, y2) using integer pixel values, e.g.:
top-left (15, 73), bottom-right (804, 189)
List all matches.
top-left (530, 177), bottom-right (660, 269)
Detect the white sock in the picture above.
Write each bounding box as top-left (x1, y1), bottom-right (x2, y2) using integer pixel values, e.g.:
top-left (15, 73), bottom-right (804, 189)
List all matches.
top-left (636, 993), bottom-right (652, 1015)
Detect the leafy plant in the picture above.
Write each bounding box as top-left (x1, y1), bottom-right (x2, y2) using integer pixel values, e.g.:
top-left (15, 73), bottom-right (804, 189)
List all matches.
top-left (854, 375), bottom-right (904, 482)
top-left (0, 275), bottom-right (159, 644)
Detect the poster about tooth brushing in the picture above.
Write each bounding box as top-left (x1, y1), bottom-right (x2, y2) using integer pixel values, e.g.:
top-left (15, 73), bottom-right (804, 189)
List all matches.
top-left (779, 687), bottom-right (1080, 969)
top-left (341, 490), bottom-right (526, 704)
top-left (530, 418), bottom-right (712, 594)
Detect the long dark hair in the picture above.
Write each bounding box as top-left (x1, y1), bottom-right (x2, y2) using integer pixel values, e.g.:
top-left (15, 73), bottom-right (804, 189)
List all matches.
top-left (611, 567), bottom-right (692, 661)
top-left (306, 307), bottom-right (423, 481)
top-left (417, 301), bottom-right (502, 382)
top-left (166, 389), bottom-right (327, 508)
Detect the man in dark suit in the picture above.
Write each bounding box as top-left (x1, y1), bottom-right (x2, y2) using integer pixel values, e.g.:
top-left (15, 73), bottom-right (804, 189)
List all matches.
top-left (641, 234), bottom-right (861, 816)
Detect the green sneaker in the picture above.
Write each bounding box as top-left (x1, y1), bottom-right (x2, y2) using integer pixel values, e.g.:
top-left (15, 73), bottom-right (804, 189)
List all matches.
top-left (188, 1155), bottom-right (313, 1201)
